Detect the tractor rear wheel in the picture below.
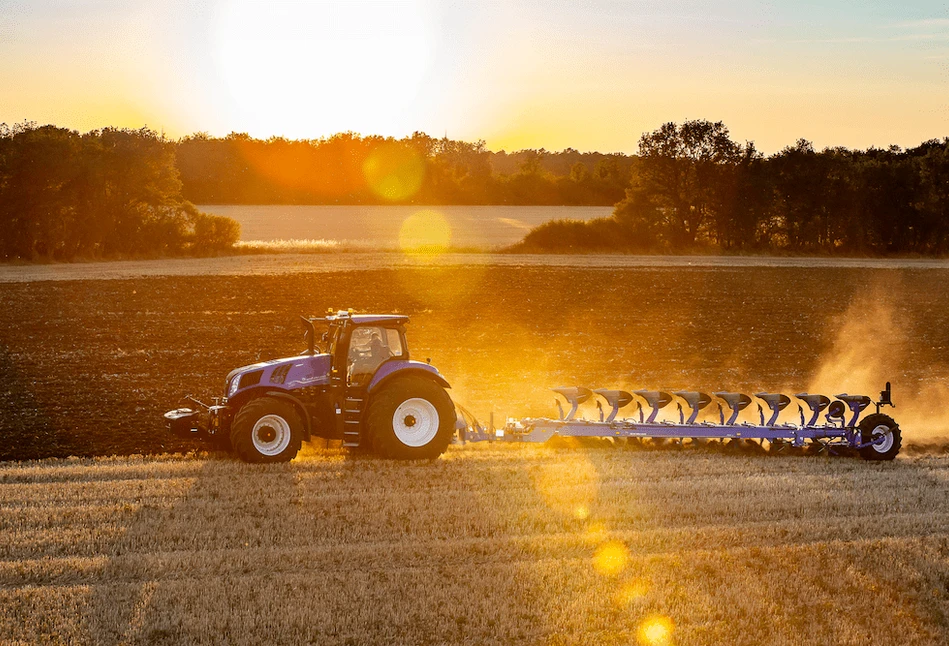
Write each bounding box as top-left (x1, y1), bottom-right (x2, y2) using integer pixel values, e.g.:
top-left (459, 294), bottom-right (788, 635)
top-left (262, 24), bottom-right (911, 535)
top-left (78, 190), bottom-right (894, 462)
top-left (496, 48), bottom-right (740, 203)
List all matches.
top-left (366, 376), bottom-right (455, 460)
top-left (857, 413), bottom-right (901, 461)
top-left (231, 397), bottom-right (303, 463)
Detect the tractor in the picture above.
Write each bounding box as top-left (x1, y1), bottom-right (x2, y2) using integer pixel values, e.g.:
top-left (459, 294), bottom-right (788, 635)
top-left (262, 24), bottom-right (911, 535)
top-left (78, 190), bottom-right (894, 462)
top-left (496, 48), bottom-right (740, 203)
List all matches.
top-left (164, 310), bottom-right (456, 462)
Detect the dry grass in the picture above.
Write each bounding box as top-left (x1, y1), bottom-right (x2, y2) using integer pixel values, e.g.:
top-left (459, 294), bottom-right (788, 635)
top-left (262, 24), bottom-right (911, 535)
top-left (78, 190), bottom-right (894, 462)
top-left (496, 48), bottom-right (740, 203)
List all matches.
top-left (1, 447), bottom-right (947, 645)
top-left (234, 239), bottom-right (353, 253)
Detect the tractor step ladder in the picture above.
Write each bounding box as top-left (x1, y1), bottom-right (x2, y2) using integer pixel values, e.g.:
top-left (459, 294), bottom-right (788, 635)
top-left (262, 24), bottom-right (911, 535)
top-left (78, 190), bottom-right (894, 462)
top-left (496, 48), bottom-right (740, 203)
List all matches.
top-left (342, 395), bottom-right (364, 447)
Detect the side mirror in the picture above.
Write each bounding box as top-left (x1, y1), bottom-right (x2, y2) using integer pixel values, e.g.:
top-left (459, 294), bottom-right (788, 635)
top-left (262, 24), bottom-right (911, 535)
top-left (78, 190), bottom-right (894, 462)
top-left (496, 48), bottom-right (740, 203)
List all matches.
top-left (300, 316), bottom-right (318, 355)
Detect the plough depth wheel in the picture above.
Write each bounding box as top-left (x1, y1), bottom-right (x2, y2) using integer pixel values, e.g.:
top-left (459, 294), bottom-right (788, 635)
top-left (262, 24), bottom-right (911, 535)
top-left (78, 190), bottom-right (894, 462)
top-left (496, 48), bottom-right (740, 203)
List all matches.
top-left (857, 413), bottom-right (901, 461)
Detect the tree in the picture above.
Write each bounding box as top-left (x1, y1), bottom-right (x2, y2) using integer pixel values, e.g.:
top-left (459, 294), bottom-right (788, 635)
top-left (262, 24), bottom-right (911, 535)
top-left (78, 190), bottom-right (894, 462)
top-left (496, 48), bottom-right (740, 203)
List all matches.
top-left (716, 143), bottom-right (768, 250)
top-left (635, 120), bottom-right (743, 247)
top-left (0, 123), bottom-right (84, 259)
top-left (767, 140), bottom-right (860, 252)
top-left (0, 123), bottom-right (237, 260)
top-left (192, 210), bottom-right (241, 253)
top-left (914, 139), bottom-right (949, 253)
top-left (569, 161), bottom-right (590, 183)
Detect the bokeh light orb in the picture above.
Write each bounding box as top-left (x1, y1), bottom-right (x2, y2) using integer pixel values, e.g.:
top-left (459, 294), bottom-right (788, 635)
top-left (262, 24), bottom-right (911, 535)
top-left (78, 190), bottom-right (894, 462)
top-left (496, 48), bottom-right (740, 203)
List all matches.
top-left (593, 540), bottom-right (629, 577)
top-left (364, 143), bottom-right (425, 201)
top-left (637, 614), bottom-right (674, 645)
top-left (399, 210), bottom-right (451, 256)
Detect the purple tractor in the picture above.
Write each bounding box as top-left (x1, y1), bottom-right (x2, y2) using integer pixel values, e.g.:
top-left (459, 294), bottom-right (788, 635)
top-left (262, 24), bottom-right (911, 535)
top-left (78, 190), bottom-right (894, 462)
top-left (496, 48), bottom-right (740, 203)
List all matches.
top-left (164, 310), bottom-right (456, 462)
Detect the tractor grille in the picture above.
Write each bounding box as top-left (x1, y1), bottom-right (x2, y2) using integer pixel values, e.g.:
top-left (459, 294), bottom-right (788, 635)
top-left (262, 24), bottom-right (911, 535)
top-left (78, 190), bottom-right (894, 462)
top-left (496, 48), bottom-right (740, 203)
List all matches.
top-left (239, 370), bottom-right (263, 389)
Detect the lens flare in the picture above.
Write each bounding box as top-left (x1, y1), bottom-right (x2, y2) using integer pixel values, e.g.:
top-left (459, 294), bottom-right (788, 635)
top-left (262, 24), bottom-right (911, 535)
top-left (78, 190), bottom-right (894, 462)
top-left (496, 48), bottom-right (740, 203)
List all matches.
top-left (615, 578), bottom-right (650, 606)
top-left (530, 455), bottom-right (600, 518)
top-left (583, 522), bottom-right (609, 544)
top-left (398, 210), bottom-right (451, 257)
top-left (593, 540), bottom-right (629, 577)
top-left (637, 615), bottom-right (674, 645)
top-left (363, 142), bottom-right (425, 201)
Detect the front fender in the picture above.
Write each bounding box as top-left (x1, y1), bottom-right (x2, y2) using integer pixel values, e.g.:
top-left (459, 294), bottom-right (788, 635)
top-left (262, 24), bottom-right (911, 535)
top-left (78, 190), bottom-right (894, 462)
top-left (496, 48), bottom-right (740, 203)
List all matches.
top-left (368, 360), bottom-right (451, 392)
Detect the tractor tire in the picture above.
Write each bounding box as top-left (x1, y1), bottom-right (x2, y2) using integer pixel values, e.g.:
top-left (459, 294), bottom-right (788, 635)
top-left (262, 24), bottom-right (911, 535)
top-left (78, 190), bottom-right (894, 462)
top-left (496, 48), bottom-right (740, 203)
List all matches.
top-left (230, 397), bottom-right (303, 463)
top-left (858, 413), bottom-right (902, 461)
top-left (366, 376), bottom-right (456, 460)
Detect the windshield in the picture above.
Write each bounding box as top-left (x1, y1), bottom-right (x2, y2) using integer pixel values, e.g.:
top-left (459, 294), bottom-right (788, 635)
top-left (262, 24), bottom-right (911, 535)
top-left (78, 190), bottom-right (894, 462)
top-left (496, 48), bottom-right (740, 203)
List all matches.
top-left (347, 326), bottom-right (402, 386)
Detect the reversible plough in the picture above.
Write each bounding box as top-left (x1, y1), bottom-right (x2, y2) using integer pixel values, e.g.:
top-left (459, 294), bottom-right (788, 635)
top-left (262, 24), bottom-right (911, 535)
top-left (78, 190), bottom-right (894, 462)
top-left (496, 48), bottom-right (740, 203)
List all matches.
top-left (459, 383), bottom-right (902, 460)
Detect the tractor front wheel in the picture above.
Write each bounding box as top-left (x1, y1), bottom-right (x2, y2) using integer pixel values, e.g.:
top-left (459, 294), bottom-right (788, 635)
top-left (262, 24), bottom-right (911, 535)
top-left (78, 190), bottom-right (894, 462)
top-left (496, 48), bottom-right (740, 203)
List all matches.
top-left (858, 413), bottom-right (902, 461)
top-left (231, 397), bottom-right (303, 463)
top-left (367, 376), bottom-right (455, 460)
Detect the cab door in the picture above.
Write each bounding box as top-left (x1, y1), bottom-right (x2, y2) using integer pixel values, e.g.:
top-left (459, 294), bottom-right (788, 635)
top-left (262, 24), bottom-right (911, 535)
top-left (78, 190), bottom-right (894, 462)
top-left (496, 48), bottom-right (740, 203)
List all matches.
top-left (340, 325), bottom-right (402, 447)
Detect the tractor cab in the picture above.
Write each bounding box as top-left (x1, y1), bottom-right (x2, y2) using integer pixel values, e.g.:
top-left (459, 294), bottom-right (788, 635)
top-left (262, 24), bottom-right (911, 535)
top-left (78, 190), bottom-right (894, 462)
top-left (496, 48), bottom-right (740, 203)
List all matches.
top-left (345, 325), bottom-right (406, 387)
top-left (307, 310), bottom-right (411, 390)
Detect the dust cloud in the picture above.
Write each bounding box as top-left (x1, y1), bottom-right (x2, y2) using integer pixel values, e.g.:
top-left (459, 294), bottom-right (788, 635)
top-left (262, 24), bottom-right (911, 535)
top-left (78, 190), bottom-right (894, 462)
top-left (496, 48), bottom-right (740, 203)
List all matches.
top-left (809, 287), bottom-right (949, 441)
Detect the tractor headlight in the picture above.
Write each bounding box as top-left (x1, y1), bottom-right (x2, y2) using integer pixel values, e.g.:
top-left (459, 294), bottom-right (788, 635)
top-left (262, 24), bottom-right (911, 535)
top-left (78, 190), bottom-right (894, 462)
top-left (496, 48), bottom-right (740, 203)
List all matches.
top-left (228, 376), bottom-right (240, 397)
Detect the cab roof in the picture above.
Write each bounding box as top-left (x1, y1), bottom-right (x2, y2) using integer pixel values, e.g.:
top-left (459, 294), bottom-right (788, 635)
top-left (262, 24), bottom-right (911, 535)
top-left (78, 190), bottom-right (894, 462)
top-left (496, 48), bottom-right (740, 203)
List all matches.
top-left (319, 311), bottom-right (409, 326)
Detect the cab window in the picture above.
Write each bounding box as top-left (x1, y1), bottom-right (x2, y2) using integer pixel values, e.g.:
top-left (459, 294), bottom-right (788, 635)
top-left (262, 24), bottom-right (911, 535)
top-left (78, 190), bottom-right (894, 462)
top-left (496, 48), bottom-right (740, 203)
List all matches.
top-left (385, 328), bottom-right (404, 357)
top-left (347, 326), bottom-right (395, 387)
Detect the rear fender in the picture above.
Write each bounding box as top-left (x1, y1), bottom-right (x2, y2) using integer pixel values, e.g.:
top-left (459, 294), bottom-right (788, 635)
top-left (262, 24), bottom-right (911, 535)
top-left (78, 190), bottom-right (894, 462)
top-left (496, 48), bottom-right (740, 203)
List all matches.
top-left (229, 387), bottom-right (313, 440)
top-left (368, 360), bottom-right (451, 393)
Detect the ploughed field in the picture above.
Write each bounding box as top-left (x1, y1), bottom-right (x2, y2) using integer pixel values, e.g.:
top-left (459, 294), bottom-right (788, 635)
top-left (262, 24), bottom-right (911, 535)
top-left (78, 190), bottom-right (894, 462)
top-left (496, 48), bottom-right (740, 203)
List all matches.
top-left (2, 447), bottom-right (947, 645)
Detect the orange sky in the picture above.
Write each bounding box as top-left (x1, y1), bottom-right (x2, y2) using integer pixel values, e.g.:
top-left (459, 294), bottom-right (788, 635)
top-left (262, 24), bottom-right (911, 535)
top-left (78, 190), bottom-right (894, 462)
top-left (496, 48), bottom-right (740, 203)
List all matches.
top-left (1, 1), bottom-right (947, 154)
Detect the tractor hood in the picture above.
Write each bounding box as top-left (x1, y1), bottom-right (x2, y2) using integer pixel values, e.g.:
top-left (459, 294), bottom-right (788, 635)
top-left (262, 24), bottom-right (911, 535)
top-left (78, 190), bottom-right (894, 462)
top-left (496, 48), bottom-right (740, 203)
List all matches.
top-left (225, 353), bottom-right (332, 398)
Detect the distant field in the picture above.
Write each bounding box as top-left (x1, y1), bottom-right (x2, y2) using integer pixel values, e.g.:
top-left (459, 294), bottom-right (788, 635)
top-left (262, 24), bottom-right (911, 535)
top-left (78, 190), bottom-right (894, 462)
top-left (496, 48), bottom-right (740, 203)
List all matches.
top-left (1, 447), bottom-right (946, 645)
top-left (5, 252), bottom-right (949, 284)
top-left (198, 204), bottom-right (613, 248)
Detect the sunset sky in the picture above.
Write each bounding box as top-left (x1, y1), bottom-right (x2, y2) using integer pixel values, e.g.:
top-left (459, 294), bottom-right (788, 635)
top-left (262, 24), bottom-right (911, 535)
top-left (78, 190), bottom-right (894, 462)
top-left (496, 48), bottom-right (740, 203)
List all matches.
top-left (1, 0), bottom-right (946, 154)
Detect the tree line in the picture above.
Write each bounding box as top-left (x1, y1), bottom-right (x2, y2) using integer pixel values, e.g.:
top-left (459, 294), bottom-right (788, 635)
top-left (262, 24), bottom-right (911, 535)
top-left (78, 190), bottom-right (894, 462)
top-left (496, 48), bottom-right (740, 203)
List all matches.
top-left (177, 131), bottom-right (633, 206)
top-left (519, 120), bottom-right (949, 255)
top-left (0, 122), bottom-right (239, 261)
top-left (3, 119), bottom-right (948, 260)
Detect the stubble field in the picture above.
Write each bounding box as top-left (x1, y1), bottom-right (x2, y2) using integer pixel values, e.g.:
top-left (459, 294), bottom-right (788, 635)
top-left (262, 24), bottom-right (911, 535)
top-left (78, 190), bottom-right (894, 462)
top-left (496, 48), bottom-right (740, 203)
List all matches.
top-left (2, 257), bottom-right (949, 644)
top-left (2, 447), bottom-right (947, 645)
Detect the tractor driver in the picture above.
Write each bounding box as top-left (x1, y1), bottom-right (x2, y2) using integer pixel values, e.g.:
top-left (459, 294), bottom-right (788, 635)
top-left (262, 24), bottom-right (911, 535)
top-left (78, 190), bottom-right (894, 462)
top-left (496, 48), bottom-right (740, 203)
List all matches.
top-left (348, 328), bottom-right (392, 387)
top-left (369, 334), bottom-right (390, 362)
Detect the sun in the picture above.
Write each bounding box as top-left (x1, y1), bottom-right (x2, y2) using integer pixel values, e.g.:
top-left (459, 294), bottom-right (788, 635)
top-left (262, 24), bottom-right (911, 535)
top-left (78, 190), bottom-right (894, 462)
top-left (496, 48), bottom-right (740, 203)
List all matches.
top-left (212, 0), bottom-right (432, 137)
